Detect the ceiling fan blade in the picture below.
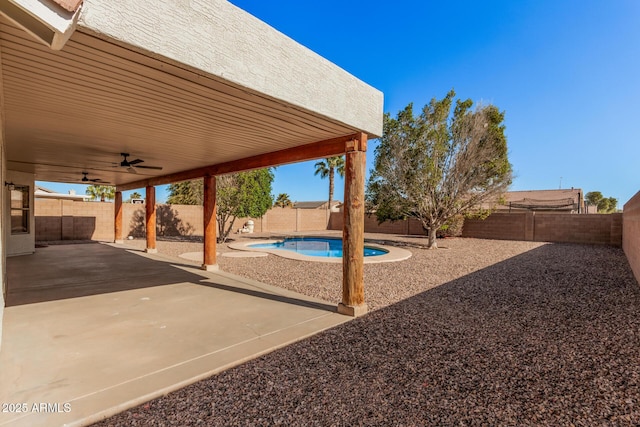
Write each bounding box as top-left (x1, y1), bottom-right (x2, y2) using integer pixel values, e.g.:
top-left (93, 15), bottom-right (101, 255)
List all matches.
top-left (135, 165), bottom-right (163, 170)
top-left (128, 159), bottom-right (144, 165)
top-left (127, 166), bottom-right (138, 174)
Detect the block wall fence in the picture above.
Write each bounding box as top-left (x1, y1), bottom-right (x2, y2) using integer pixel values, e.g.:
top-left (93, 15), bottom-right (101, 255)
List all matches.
top-left (328, 211), bottom-right (624, 247)
top-left (34, 199), bottom-right (332, 241)
top-left (327, 213), bottom-right (424, 235)
top-left (34, 195), bottom-right (640, 286)
top-left (623, 192), bottom-right (640, 284)
top-left (461, 212), bottom-right (623, 246)
top-left (35, 199), bottom-right (625, 248)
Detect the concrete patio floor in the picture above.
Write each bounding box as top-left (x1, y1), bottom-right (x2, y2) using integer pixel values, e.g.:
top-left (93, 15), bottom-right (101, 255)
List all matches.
top-left (0, 243), bottom-right (350, 427)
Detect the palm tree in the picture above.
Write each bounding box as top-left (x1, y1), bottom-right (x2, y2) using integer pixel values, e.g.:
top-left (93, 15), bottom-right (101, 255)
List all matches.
top-left (86, 185), bottom-right (115, 202)
top-left (127, 191), bottom-right (142, 202)
top-left (274, 193), bottom-right (293, 208)
top-left (314, 156), bottom-right (345, 208)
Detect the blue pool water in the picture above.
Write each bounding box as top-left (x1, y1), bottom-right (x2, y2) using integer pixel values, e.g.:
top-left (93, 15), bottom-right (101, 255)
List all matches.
top-left (250, 237), bottom-right (388, 258)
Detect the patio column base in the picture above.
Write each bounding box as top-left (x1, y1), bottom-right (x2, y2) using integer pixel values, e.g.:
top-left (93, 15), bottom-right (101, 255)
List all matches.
top-left (114, 239), bottom-right (124, 244)
top-left (202, 264), bottom-right (219, 271)
top-left (146, 248), bottom-right (158, 254)
top-left (337, 302), bottom-right (368, 317)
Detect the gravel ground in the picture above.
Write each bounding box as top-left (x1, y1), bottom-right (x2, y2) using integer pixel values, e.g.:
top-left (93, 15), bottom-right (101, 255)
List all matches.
top-left (94, 235), bottom-right (640, 426)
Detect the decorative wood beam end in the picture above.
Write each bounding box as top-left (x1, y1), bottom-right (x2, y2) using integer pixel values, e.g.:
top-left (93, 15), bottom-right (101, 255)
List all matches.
top-left (345, 132), bottom-right (368, 152)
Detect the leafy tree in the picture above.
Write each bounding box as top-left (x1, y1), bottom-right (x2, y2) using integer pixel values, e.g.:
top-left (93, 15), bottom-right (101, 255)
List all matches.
top-left (366, 90), bottom-right (512, 248)
top-left (314, 156), bottom-right (345, 207)
top-left (126, 191), bottom-right (142, 203)
top-left (217, 169), bottom-right (274, 242)
top-left (167, 180), bottom-right (203, 205)
top-left (86, 185), bottom-right (115, 202)
top-left (585, 191), bottom-right (603, 207)
top-left (164, 170), bottom-right (273, 242)
top-left (274, 193), bottom-right (293, 208)
top-left (585, 191), bottom-right (618, 213)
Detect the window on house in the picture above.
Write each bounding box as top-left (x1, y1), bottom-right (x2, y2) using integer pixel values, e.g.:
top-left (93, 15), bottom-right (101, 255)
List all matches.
top-left (10, 185), bottom-right (30, 234)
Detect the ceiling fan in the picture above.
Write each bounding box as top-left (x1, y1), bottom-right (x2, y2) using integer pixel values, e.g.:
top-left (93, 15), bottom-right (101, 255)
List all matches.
top-left (115, 153), bottom-right (163, 174)
top-left (81, 172), bottom-right (103, 183)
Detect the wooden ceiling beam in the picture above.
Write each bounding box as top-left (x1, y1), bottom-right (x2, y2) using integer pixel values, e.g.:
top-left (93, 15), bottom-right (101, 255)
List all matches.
top-left (115, 133), bottom-right (366, 192)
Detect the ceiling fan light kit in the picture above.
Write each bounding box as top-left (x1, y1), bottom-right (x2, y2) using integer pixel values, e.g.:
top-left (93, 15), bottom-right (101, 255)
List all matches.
top-left (117, 153), bottom-right (163, 173)
top-left (81, 172), bottom-right (102, 183)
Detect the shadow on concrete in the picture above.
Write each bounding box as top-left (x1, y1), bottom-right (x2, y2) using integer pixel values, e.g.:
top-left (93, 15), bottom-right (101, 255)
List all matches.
top-left (5, 243), bottom-right (209, 306)
top-left (35, 216), bottom-right (97, 241)
top-left (5, 243), bottom-right (333, 314)
top-left (200, 281), bottom-right (337, 313)
top-left (96, 242), bottom-right (640, 425)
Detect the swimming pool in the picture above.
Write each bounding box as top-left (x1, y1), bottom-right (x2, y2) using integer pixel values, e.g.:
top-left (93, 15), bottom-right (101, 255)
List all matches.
top-left (249, 237), bottom-right (389, 258)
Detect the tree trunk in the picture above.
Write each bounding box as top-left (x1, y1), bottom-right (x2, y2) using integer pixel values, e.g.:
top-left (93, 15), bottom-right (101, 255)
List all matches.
top-left (328, 166), bottom-right (335, 207)
top-left (427, 225), bottom-right (438, 249)
top-left (217, 212), bottom-right (230, 243)
top-left (222, 215), bottom-right (237, 243)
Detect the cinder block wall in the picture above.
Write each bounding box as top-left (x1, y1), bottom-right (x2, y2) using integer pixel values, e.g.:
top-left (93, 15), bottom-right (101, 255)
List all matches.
top-left (408, 218), bottom-right (425, 235)
top-left (298, 209), bottom-right (331, 231)
top-left (122, 204), bottom-right (204, 237)
top-left (35, 199), bottom-right (114, 241)
top-left (35, 200), bottom-right (332, 241)
top-left (462, 212), bottom-right (623, 246)
top-left (260, 208), bottom-right (297, 232)
top-left (330, 210), bottom-right (623, 246)
top-left (535, 213), bottom-right (622, 244)
top-left (623, 191), bottom-right (640, 283)
top-left (461, 213), bottom-right (528, 241)
top-left (330, 213), bottom-right (422, 235)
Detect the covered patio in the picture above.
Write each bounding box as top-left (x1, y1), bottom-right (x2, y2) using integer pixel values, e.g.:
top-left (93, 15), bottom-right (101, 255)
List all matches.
top-left (0, 242), bottom-right (350, 426)
top-left (0, 0), bottom-right (382, 317)
top-left (0, 0), bottom-right (382, 425)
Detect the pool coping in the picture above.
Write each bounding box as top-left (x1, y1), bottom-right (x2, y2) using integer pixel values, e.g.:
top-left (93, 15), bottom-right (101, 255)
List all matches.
top-left (227, 237), bottom-right (412, 264)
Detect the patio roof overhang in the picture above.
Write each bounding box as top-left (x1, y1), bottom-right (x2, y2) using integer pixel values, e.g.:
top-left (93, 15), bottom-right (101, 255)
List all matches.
top-left (0, 0), bottom-right (383, 188)
top-left (0, 0), bottom-right (379, 317)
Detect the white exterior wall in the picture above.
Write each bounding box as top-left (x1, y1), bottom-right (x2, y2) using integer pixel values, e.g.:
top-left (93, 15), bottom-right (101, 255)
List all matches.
top-left (5, 170), bottom-right (35, 256)
top-left (0, 141), bottom-right (4, 351)
top-left (0, 46), bottom-right (5, 349)
top-left (78, 0), bottom-right (383, 137)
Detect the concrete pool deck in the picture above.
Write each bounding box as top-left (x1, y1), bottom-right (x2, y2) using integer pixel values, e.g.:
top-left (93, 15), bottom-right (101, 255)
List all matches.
top-left (227, 237), bottom-right (413, 263)
top-left (0, 243), bottom-right (351, 427)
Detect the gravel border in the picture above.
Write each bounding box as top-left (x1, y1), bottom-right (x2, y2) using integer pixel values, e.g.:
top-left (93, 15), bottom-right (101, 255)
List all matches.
top-left (94, 236), bottom-right (640, 426)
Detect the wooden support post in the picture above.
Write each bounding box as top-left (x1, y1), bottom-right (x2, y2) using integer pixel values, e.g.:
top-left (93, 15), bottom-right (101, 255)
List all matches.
top-left (339, 133), bottom-right (367, 317)
top-left (202, 175), bottom-right (218, 271)
top-left (114, 191), bottom-right (123, 243)
top-left (145, 185), bottom-right (157, 253)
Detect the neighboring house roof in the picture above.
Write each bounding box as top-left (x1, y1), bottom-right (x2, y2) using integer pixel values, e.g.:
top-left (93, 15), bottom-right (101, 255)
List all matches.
top-left (293, 201), bottom-right (340, 209)
top-left (503, 189), bottom-right (582, 202)
top-left (35, 185), bottom-right (90, 201)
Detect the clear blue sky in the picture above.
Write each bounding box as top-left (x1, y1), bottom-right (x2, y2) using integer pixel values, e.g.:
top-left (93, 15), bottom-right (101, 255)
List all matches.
top-left (40, 0), bottom-right (640, 207)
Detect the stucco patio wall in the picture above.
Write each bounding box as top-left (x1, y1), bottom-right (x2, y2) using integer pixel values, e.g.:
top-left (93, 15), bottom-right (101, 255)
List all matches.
top-left (623, 191), bottom-right (640, 283)
top-left (34, 200), bottom-right (332, 241)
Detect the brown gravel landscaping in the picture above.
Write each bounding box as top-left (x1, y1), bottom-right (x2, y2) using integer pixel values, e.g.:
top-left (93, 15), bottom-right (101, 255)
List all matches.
top-left (94, 235), bottom-right (640, 426)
